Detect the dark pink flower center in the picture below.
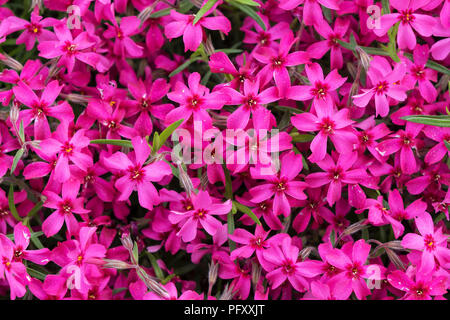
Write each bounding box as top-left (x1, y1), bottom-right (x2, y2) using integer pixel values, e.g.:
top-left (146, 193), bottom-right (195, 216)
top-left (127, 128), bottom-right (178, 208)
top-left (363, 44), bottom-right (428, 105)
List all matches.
top-left (188, 95), bottom-right (203, 111)
top-left (311, 82), bottom-right (329, 99)
top-left (271, 56), bottom-right (285, 68)
top-left (423, 234), bottom-right (436, 252)
top-left (63, 41), bottom-right (77, 55)
top-left (401, 133), bottom-right (413, 146)
top-left (129, 165), bottom-right (145, 182)
top-left (26, 23), bottom-right (41, 34)
top-left (375, 81), bottom-right (389, 94)
top-left (258, 32), bottom-right (270, 45)
top-left (32, 102), bottom-right (48, 118)
top-left (61, 142), bottom-right (75, 155)
top-left (399, 9), bottom-right (415, 24)
top-left (319, 117), bottom-right (335, 134)
top-left (194, 209), bottom-right (207, 219)
top-left (0, 208), bottom-right (9, 216)
top-left (328, 167), bottom-right (344, 181)
top-left (59, 199), bottom-right (73, 214)
top-left (275, 177), bottom-right (288, 192)
top-left (328, 34), bottom-right (341, 48)
top-left (282, 260), bottom-right (296, 275)
top-left (411, 65), bottom-right (426, 80)
top-left (244, 95), bottom-right (258, 110)
top-left (2, 257), bottom-right (11, 270)
top-left (347, 262), bottom-right (363, 279)
top-left (251, 236), bottom-right (265, 249)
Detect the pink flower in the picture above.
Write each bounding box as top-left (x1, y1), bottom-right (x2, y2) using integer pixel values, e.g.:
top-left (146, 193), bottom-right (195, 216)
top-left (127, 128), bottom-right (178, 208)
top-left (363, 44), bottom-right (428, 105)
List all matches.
top-left (373, 0), bottom-right (437, 50)
top-left (249, 152), bottom-right (307, 216)
top-left (307, 17), bottom-right (350, 70)
top-left (220, 77), bottom-right (279, 129)
top-left (164, 10), bottom-right (231, 52)
top-left (39, 121), bottom-right (92, 183)
top-left (306, 152), bottom-right (368, 206)
top-left (262, 237), bottom-right (317, 292)
top-left (253, 32), bottom-right (310, 97)
top-left (279, 0), bottom-right (340, 26)
top-left (38, 23), bottom-right (109, 73)
top-left (352, 58), bottom-right (407, 117)
top-left (104, 15), bottom-right (144, 58)
top-left (0, 6), bottom-right (58, 50)
top-left (326, 240), bottom-right (384, 300)
top-left (387, 269), bottom-right (447, 300)
top-left (287, 62), bottom-right (347, 111)
top-left (169, 190), bottom-right (231, 242)
top-left (104, 136), bottom-right (172, 210)
top-left (401, 212), bottom-right (450, 274)
top-left (42, 181), bottom-right (89, 237)
top-left (423, 126), bottom-right (450, 165)
top-left (165, 72), bottom-right (227, 128)
top-left (13, 80), bottom-right (73, 140)
top-left (376, 122), bottom-right (423, 175)
top-left (291, 102), bottom-right (356, 163)
top-left (403, 45), bottom-right (437, 103)
top-left (8, 222), bottom-right (51, 265)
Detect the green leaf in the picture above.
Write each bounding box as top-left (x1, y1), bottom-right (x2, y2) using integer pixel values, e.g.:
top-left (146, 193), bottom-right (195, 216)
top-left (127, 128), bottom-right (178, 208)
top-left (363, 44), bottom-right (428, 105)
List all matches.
top-left (227, 211), bottom-right (236, 252)
top-left (291, 133), bottom-right (315, 143)
top-left (11, 148), bottom-right (24, 173)
top-left (445, 140), bottom-right (450, 152)
top-left (18, 120), bottom-right (25, 142)
top-left (222, 164), bottom-right (233, 200)
top-left (27, 267), bottom-right (46, 280)
top-left (233, 201), bottom-right (261, 225)
top-left (6, 231), bottom-right (43, 241)
top-left (146, 252), bottom-right (164, 281)
top-left (382, 0), bottom-right (391, 14)
top-left (330, 229), bottom-right (336, 247)
top-left (154, 119), bottom-right (184, 153)
top-left (152, 132), bottom-right (160, 154)
top-left (178, 0), bottom-right (194, 13)
top-left (90, 139), bottom-right (133, 148)
top-left (401, 115), bottom-right (450, 127)
top-left (168, 56), bottom-right (203, 77)
top-left (193, 0), bottom-right (219, 25)
top-left (232, 0), bottom-right (260, 6)
top-left (227, 0), bottom-right (266, 31)
top-left (149, 8), bottom-right (172, 18)
top-left (8, 185), bottom-right (22, 222)
top-left (132, 241), bottom-right (139, 265)
top-left (215, 48), bottom-right (243, 55)
top-left (273, 105), bottom-right (304, 114)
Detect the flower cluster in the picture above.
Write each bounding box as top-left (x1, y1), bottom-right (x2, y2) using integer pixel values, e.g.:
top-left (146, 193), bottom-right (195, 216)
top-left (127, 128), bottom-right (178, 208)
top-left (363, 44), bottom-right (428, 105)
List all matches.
top-left (0, 0), bottom-right (448, 300)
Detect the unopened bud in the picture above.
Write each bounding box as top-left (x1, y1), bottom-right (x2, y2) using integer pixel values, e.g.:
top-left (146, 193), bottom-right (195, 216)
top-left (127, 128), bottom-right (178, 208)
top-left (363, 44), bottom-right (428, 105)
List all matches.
top-left (385, 248), bottom-right (405, 271)
top-left (0, 53), bottom-right (23, 71)
top-left (60, 94), bottom-right (90, 104)
top-left (219, 283), bottom-right (236, 300)
top-left (31, 0), bottom-right (42, 11)
top-left (121, 232), bottom-right (134, 252)
top-left (251, 262), bottom-right (261, 288)
top-left (102, 258), bottom-right (136, 269)
top-left (9, 103), bottom-right (19, 124)
top-left (355, 46), bottom-right (372, 72)
top-left (207, 261), bottom-right (219, 296)
top-left (336, 220), bottom-right (369, 245)
top-left (299, 246), bottom-right (314, 261)
top-left (204, 36), bottom-right (215, 56)
top-left (178, 163), bottom-right (194, 197)
top-left (136, 267), bottom-right (171, 299)
top-left (137, 1), bottom-right (161, 22)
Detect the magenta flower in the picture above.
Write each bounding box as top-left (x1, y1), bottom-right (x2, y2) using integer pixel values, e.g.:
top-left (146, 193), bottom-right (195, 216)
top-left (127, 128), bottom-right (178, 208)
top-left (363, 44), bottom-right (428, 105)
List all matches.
top-left (169, 190), bottom-right (232, 242)
top-left (262, 237), bottom-right (317, 292)
top-left (39, 121), bottom-right (92, 183)
top-left (0, 6), bottom-right (58, 50)
top-left (126, 78), bottom-right (174, 137)
top-left (291, 102), bottom-right (356, 163)
top-left (354, 116), bottom-right (391, 162)
top-left (253, 33), bottom-right (309, 97)
top-left (403, 45), bottom-right (437, 103)
top-left (307, 17), bottom-right (350, 70)
top-left (376, 122), bottom-right (423, 175)
top-left (143, 282), bottom-right (203, 300)
top-left (220, 77), bottom-right (279, 129)
top-left (287, 62), bottom-right (347, 111)
top-left (387, 269), bottom-right (447, 300)
top-left (13, 80), bottom-right (73, 140)
top-left (104, 16), bottom-right (144, 58)
top-left (0, 233), bottom-right (30, 299)
top-left (279, 0), bottom-right (340, 26)
top-left (352, 59), bottom-right (407, 117)
top-left (249, 152), bottom-right (308, 216)
top-left (165, 72), bottom-right (228, 128)
top-left (38, 23), bottom-right (109, 73)
top-left (423, 126), bottom-right (450, 165)
top-left (326, 240), bottom-right (383, 300)
top-left (305, 152), bottom-right (368, 206)
top-left (104, 136), bottom-right (172, 210)
top-left (401, 212), bottom-right (450, 274)
top-left (42, 181), bottom-right (89, 237)
top-left (164, 10), bottom-right (231, 52)
top-left (228, 225), bottom-right (270, 264)
top-left (374, 0), bottom-right (437, 50)
top-left (9, 222), bottom-right (51, 265)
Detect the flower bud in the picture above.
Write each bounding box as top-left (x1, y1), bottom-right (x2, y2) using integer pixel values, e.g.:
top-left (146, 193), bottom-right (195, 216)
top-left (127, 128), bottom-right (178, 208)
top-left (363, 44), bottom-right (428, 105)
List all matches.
top-left (219, 283), bottom-right (236, 300)
top-left (120, 232), bottom-right (134, 252)
top-left (355, 46), bottom-right (372, 72)
top-left (0, 53), bottom-right (23, 71)
top-left (136, 267), bottom-right (171, 300)
top-left (102, 259), bottom-right (136, 270)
